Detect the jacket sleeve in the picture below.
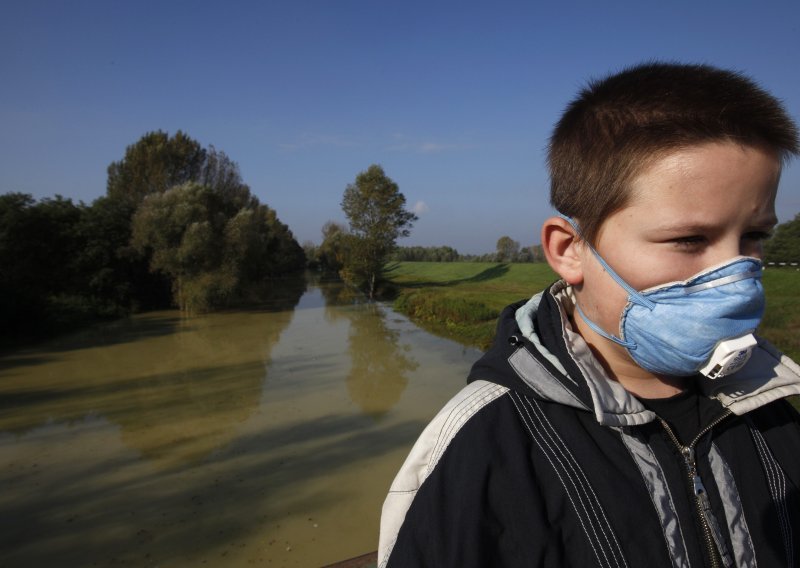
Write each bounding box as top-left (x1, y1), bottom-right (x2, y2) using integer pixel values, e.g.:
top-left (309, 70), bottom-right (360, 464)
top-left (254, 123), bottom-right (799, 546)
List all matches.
top-left (378, 381), bottom-right (556, 568)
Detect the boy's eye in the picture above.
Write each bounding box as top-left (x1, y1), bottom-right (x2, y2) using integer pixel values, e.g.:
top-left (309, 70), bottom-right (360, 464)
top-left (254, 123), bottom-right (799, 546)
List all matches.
top-left (671, 235), bottom-right (707, 252)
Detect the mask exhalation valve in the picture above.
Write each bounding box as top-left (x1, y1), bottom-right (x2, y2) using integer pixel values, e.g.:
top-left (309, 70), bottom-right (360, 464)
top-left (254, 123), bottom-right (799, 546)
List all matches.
top-left (699, 334), bottom-right (757, 379)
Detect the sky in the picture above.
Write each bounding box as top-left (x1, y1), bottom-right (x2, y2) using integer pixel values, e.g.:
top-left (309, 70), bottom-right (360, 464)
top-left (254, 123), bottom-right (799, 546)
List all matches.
top-left (2, 0), bottom-right (799, 254)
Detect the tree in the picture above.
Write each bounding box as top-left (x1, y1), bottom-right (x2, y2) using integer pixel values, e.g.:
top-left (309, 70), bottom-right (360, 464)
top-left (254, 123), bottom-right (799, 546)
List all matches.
top-left (131, 182), bottom-right (228, 311)
top-left (516, 246), bottom-right (535, 263)
top-left (106, 131), bottom-right (256, 209)
top-left (104, 132), bottom-right (253, 310)
top-left (0, 193), bottom-right (123, 339)
top-left (318, 221), bottom-right (349, 273)
top-left (245, 205), bottom-right (306, 278)
top-left (107, 130), bottom-right (305, 311)
top-left (302, 240), bottom-right (320, 269)
top-left (764, 213), bottom-right (800, 263)
top-left (131, 182), bottom-right (304, 312)
top-left (531, 244), bottom-right (546, 263)
top-left (74, 195), bottom-right (171, 311)
top-left (199, 145), bottom-right (256, 210)
top-left (340, 165), bottom-right (417, 298)
top-left (496, 236), bottom-right (520, 262)
top-left (107, 130), bottom-right (206, 207)
top-left (0, 194), bottom-right (77, 333)
top-left (390, 245), bottom-right (461, 262)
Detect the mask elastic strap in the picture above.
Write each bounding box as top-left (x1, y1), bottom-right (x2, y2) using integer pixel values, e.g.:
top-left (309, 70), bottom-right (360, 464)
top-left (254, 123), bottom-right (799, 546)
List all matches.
top-left (557, 214), bottom-right (655, 310)
top-left (574, 303), bottom-right (637, 349)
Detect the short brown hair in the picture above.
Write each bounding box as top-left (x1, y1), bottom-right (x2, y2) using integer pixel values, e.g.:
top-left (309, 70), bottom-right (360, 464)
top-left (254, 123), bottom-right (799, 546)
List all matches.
top-left (548, 62), bottom-right (800, 244)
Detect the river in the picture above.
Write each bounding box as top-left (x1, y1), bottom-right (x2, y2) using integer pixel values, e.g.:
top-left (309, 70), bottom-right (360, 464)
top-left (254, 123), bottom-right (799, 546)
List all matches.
top-left (0, 278), bottom-right (482, 567)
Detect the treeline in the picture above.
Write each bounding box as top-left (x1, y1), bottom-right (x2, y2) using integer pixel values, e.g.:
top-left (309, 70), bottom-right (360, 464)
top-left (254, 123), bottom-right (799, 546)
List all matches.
top-left (389, 246), bottom-right (460, 262)
top-left (388, 241), bottom-right (546, 263)
top-left (1, 131), bottom-right (304, 343)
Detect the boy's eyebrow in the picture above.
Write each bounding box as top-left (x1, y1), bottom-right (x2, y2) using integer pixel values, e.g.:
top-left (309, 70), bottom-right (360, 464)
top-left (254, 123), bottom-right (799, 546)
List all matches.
top-left (650, 215), bottom-right (778, 234)
top-left (648, 223), bottom-right (717, 235)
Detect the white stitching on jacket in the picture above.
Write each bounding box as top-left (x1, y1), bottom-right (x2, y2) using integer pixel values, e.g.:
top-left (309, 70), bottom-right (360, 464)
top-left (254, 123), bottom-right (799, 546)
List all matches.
top-left (749, 424), bottom-right (794, 567)
top-left (526, 394), bottom-right (628, 566)
top-left (510, 390), bottom-right (628, 568)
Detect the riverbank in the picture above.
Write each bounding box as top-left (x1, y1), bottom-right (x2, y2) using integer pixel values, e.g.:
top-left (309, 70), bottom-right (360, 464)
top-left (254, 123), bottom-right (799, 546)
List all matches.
top-left (386, 262), bottom-right (557, 350)
top-left (387, 261), bottom-right (800, 362)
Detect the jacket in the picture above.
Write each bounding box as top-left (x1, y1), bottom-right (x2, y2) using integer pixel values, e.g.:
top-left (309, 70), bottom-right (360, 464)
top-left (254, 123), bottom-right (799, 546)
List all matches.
top-left (378, 281), bottom-right (800, 567)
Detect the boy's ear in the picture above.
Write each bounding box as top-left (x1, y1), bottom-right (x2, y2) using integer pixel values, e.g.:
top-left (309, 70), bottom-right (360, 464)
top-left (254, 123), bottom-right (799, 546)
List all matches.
top-left (541, 216), bottom-right (584, 285)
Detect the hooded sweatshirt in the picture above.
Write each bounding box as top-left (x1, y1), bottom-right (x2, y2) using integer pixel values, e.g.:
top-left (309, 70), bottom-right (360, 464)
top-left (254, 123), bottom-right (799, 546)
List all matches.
top-left (378, 282), bottom-right (800, 568)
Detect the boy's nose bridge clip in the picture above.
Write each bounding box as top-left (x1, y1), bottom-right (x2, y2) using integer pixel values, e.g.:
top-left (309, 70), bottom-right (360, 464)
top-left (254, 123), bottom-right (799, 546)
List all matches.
top-left (679, 270), bottom-right (761, 294)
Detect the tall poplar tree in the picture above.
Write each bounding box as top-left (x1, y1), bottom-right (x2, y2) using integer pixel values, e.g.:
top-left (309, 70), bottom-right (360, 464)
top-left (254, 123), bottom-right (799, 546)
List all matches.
top-left (340, 165), bottom-right (417, 298)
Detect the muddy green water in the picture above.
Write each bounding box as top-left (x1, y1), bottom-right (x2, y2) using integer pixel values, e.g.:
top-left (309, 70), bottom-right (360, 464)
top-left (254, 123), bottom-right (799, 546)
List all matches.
top-left (0, 279), bottom-right (481, 567)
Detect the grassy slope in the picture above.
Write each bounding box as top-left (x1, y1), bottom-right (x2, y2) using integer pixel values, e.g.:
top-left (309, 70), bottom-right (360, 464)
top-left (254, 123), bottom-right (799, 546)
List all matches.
top-left (386, 262), bottom-right (558, 350)
top-left (388, 261), bottom-right (799, 407)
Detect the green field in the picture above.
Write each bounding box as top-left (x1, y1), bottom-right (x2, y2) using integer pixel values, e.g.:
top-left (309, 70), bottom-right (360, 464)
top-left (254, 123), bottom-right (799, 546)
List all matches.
top-left (387, 261), bottom-right (800, 362)
top-left (386, 262), bottom-right (557, 349)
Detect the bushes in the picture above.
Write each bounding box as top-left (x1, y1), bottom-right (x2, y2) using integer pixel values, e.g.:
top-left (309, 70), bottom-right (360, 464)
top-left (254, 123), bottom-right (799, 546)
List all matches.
top-left (393, 290), bottom-right (500, 349)
top-left (395, 292), bottom-right (497, 326)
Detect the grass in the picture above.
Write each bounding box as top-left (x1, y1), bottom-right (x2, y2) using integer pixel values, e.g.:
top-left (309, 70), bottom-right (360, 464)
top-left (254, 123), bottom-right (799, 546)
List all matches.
top-left (758, 268), bottom-right (800, 362)
top-left (386, 262), bottom-right (558, 350)
top-left (387, 262), bottom-right (800, 409)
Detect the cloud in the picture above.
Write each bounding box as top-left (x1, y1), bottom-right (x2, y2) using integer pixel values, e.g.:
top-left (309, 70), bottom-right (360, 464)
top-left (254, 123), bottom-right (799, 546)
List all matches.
top-left (278, 133), bottom-right (354, 151)
top-left (386, 133), bottom-right (473, 154)
top-left (413, 201), bottom-right (429, 215)
top-left (419, 142), bottom-right (450, 154)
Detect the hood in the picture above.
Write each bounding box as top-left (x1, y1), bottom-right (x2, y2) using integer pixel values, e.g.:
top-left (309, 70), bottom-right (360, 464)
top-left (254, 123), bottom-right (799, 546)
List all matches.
top-left (468, 281), bottom-right (800, 428)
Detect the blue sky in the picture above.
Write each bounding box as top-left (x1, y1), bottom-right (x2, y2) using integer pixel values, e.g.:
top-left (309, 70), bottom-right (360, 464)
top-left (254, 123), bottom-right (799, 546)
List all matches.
top-left (2, 1), bottom-right (799, 254)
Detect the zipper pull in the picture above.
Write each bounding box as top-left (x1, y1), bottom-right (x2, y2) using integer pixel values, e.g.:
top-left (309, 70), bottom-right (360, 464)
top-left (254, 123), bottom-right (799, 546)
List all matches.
top-left (691, 452), bottom-right (734, 568)
top-left (682, 447), bottom-right (707, 496)
top-left (682, 446), bottom-right (696, 470)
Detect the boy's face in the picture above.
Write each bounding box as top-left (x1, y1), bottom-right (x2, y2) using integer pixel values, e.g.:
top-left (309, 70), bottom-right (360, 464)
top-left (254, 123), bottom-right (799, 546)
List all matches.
top-left (574, 141), bottom-right (780, 373)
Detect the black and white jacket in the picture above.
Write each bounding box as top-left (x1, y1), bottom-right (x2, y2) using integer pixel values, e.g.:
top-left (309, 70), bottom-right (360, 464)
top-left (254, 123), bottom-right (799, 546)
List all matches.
top-left (378, 281), bottom-right (800, 568)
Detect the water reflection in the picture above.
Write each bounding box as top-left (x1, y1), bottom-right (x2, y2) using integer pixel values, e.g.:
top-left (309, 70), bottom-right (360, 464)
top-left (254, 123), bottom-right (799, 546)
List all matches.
top-left (345, 303), bottom-right (417, 418)
top-left (0, 276), bottom-right (476, 567)
top-left (0, 278), bottom-right (306, 467)
top-left (313, 281), bottom-right (417, 417)
top-left (318, 279), bottom-right (362, 310)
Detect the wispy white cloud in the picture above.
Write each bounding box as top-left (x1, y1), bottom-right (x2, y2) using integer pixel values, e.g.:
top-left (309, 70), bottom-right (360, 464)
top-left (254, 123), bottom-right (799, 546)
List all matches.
top-left (278, 133), bottom-right (355, 151)
top-left (413, 201), bottom-right (429, 215)
top-left (386, 133), bottom-right (473, 154)
top-left (418, 142), bottom-right (450, 153)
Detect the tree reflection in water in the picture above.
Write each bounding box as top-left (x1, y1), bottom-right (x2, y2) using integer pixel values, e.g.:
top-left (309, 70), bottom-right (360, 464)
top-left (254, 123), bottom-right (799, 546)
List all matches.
top-left (345, 303), bottom-right (417, 418)
top-left (0, 277), bottom-right (307, 467)
top-left (0, 275), bottom-right (474, 567)
top-left (115, 276), bottom-right (308, 465)
top-left (318, 282), bottom-right (418, 418)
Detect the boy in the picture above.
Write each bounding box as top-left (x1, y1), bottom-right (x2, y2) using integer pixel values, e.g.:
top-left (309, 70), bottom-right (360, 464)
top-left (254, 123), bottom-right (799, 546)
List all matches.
top-left (378, 63), bottom-right (800, 567)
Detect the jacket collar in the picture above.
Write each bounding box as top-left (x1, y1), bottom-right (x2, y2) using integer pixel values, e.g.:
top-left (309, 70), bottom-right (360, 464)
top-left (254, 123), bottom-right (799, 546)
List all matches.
top-left (514, 280), bottom-right (800, 427)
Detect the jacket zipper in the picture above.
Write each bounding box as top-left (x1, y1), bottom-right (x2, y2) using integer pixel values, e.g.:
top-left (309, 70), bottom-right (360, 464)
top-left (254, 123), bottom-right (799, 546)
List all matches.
top-left (658, 410), bottom-right (733, 568)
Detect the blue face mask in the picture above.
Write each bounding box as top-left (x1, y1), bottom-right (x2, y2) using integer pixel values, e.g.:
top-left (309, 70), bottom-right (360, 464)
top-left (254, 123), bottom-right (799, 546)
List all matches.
top-left (561, 215), bottom-right (765, 379)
